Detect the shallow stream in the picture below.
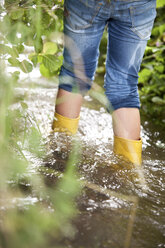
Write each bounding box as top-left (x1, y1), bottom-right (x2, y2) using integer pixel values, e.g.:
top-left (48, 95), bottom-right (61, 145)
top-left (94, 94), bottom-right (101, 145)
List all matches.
top-left (12, 76), bottom-right (165, 248)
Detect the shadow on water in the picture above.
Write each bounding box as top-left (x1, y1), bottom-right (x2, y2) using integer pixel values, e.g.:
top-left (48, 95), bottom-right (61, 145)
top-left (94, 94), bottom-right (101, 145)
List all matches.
top-left (12, 80), bottom-right (165, 248)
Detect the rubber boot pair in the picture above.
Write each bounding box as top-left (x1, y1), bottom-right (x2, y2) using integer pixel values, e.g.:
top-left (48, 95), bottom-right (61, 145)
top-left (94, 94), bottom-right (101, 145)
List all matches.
top-left (52, 113), bottom-right (142, 165)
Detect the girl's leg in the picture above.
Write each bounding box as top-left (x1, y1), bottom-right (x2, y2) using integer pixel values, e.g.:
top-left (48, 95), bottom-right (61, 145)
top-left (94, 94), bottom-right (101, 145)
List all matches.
top-left (52, 0), bottom-right (105, 134)
top-left (55, 89), bottom-right (83, 119)
top-left (112, 108), bottom-right (141, 141)
top-left (105, 0), bottom-right (156, 164)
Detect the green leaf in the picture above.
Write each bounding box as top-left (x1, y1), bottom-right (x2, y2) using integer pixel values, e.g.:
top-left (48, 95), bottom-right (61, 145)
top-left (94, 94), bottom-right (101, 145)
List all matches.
top-left (154, 65), bottom-right (164, 74)
top-left (16, 44), bottom-right (24, 54)
top-left (37, 55), bottom-right (43, 63)
top-left (19, 60), bottom-right (33, 73)
top-left (152, 96), bottom-right (165, 105)
top-left (29, 54), bottom-right (43, 67)
top-left (11, 71), bottom-right (20, 81)
top-left (40, 63), bottom-right (52, 78)
top-left (43, 55), bottom-right (62, 72)
top-left (159, 86), bottom-right (165, 92)
top-left (20, 101), bottom-right (28, 110)
top-left (5, 0), bottom-right (20, 8)
top-left (10, 9), bottom-right (24, 20)
top-left (157, 0), bottom-right (165, 8)
top-left (138, 68), bottom-right (152, 83)
top-left (145, 46), bottom-right (159, 54)
top-left (8, 57), bottom-right (20, 67)
top-left (28, 54), bottom-right (38, 67)
top-left (0, 45), bottom-right (20, 57)
top-left (158, 24), bottom-right (165, 35)
top-left (6, 22), bottom-right (31, 45)
top-left (11, 46), bottom-right (19, 57)
top-left (156, 54), bottom-right (164, 63)
top-left (43, 42), bottom-right (58, 55)
top-left (0, 44), bottom-right (12, 55)
top-left (34, 37), bottom-right (43, 54)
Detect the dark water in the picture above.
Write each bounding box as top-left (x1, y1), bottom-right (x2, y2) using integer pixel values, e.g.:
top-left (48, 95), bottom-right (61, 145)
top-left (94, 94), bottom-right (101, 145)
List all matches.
top-left (12, 80), bottom-right (165, 248)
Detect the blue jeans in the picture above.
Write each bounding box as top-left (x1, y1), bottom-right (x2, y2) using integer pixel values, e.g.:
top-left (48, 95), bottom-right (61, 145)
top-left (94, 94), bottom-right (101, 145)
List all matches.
top-left (59, 0), bottom-right (156, 110)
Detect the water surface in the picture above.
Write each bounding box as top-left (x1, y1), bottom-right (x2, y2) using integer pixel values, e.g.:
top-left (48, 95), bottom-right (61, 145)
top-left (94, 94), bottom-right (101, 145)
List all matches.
top-left (12, 79), bottom-right (165, 248)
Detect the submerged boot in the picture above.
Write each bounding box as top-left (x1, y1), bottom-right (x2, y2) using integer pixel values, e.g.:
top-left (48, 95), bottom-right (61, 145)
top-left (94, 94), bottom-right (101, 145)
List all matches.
top-left (113, 136), bottom-right (142, 165)
top-left (52, 112), bottom-right (80, 135)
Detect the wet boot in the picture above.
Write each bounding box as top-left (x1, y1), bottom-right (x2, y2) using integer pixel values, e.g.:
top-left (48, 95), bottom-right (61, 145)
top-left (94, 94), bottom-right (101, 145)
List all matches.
top-left (113, 135), bottom-right (142, 165)
top-left (52, 112), bottom-right (80, 135)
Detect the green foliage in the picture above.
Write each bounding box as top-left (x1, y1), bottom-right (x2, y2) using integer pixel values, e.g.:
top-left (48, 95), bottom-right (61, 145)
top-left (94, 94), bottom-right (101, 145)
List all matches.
top-left (43, 54), bottom-right (62, 72)
top-left (43, 41), bottom-right (58, 54)
top-left (0, 69), bottom-right (81, 247)
top-left (138, 6), bottom-right (165, 121)
top-left (0, 1), bottom-right (80, 246)
top-left (8, 57), bottom-right (33, 73)
top-left (0, 0), bottom-right (64, 77)
top-left (157, 0), bottom-right (165, 8)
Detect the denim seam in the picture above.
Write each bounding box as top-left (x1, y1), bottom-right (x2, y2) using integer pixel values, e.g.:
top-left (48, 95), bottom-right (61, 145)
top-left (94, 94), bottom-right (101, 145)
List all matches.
top-left (130, 6), bottom-right (145, 39)
top-left (129, 2), bottom-right (156, 39)
top-left (64, 1), bottom-right (103, 30)
top-left (132, 1), bottom-right (155, 13)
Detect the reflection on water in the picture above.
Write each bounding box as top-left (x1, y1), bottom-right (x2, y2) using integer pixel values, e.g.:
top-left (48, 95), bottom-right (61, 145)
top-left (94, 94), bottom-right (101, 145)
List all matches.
top-left (11, 81), bottom-right (165, 248)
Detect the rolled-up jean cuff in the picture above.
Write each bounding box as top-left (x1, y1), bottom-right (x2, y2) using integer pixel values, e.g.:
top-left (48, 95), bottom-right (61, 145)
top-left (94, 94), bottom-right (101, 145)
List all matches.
top-left (59, 78), bottom-right (91, 95)
top-left (113, 104), bottom-right (140, 111)
top-left (59, 67), bottom-right (92, 95)
top-left (106, 100), bottom-right (140, 112)
top-left (58, 84), bottom-right (90, 96)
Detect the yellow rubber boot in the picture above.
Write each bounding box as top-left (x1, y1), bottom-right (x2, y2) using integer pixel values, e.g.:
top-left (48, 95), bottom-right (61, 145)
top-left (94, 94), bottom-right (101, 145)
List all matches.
top-left (52, 112), bottom-right (80, 135)
top-left (113, 136), bottom-right (142, 165)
